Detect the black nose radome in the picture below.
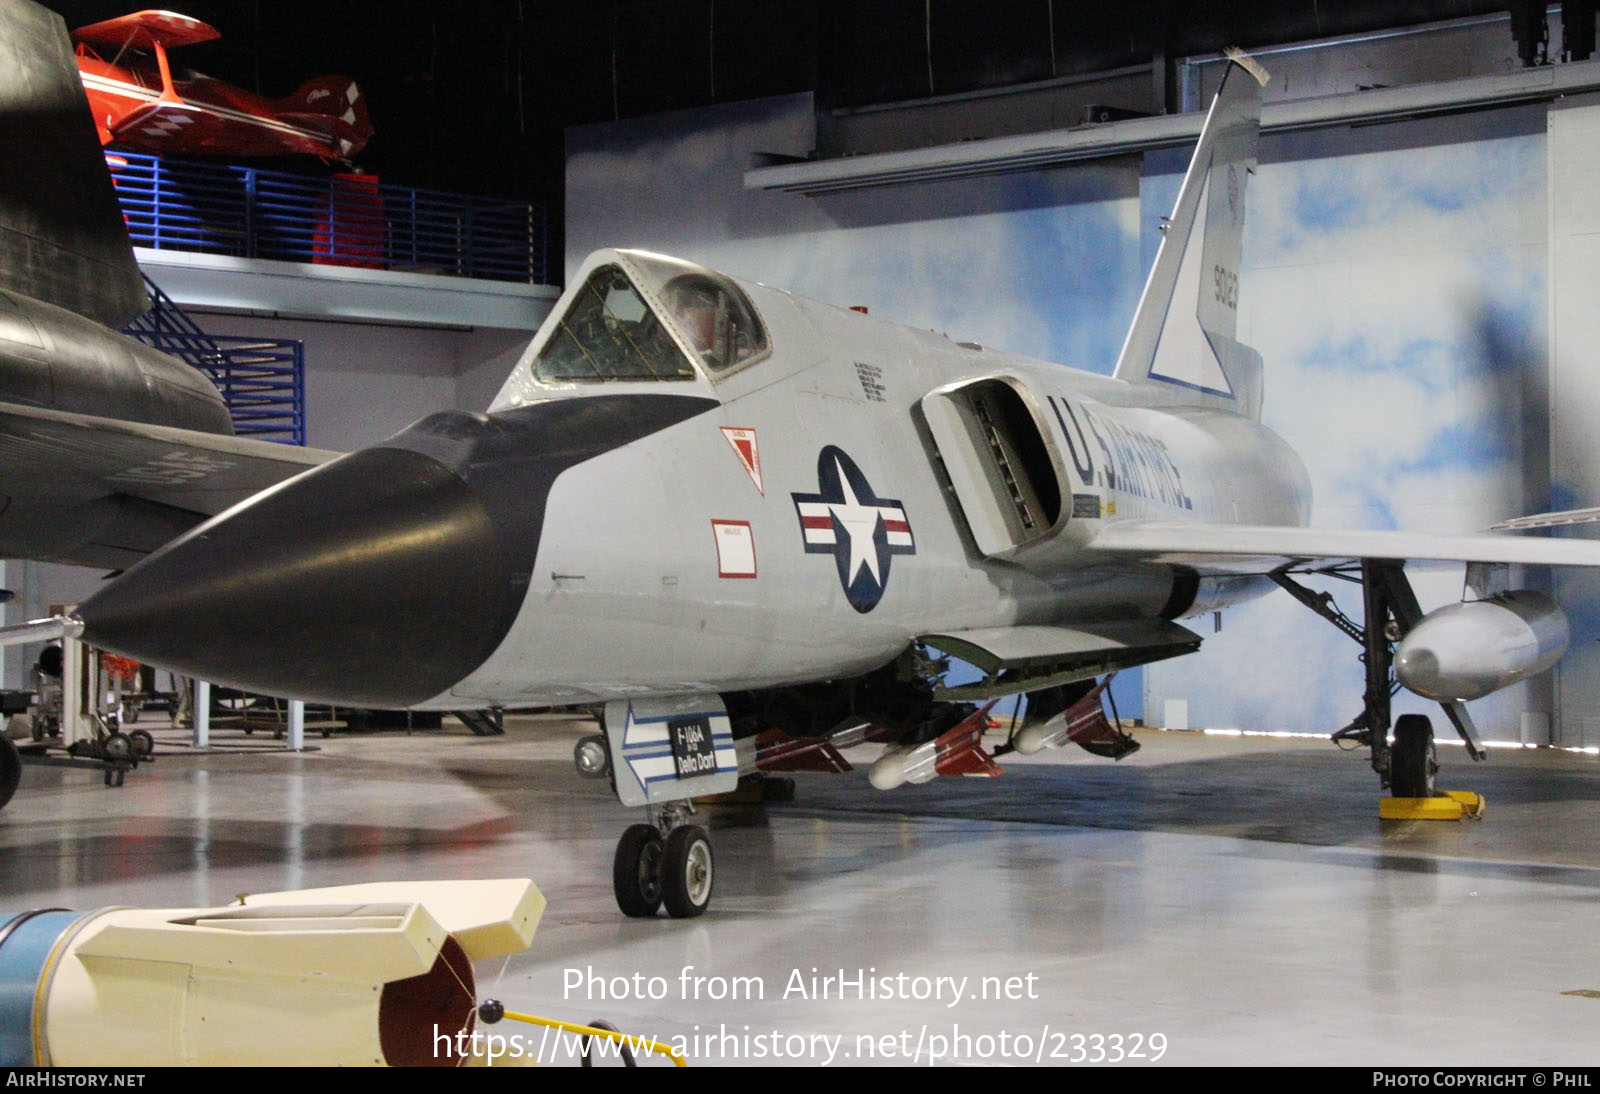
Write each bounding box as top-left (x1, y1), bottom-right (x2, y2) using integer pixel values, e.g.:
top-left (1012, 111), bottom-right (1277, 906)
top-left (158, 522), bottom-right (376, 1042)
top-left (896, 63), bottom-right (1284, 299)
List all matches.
top-left (78, 395), bottom-right (716, 708)
top-left (80, 445), bottom-right (516, 707)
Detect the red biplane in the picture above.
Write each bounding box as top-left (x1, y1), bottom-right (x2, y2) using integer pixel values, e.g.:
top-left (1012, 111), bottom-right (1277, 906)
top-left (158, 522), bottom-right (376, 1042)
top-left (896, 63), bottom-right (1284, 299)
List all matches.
top-left (72, 9), bottom-right (373, 161)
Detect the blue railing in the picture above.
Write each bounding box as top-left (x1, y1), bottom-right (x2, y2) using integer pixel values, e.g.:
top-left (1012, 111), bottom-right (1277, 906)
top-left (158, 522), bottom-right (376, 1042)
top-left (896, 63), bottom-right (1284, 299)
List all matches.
top-left (153, 333), bottom-right (305, 445)
top-left (124, 276), bottom-right (306, 445)
top-left (107, 151), bottom-right (548, 285)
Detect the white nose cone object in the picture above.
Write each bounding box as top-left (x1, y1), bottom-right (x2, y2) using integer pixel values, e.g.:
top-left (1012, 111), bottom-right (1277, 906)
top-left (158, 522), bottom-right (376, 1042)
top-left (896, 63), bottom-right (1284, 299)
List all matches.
top-left (4, 879), bottom-right (544, 1067)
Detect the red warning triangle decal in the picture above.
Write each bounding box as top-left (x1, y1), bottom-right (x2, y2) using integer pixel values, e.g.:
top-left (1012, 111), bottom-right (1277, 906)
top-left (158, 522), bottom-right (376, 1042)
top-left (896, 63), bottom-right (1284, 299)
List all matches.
top-left (720, 426), bottom-right (763, 494)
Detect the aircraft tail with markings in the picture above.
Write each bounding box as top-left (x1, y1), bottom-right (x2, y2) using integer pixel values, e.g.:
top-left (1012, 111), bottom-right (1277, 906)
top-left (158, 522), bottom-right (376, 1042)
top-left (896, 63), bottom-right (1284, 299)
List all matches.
top-left (1112, 51), bottom-right (1268, 422)
top-left (0, 0), bottom-right (148, 327)
top-left (275, 75), bottom-right (374, 159)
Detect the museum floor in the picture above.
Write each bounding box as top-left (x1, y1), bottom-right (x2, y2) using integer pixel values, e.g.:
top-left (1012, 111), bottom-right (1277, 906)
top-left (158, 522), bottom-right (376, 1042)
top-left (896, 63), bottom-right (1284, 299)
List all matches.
top-left (4, 713), bottom-right (1599, 1067)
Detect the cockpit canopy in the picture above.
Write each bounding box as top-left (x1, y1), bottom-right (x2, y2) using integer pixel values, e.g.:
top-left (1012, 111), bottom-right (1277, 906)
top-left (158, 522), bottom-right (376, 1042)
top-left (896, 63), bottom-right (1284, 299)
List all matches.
top-left (534, 265), bottom-right (691, 382)
top-left (533, 252), bottom-right (768, 384)
top-left (659, 268), bottom-right (768, 375)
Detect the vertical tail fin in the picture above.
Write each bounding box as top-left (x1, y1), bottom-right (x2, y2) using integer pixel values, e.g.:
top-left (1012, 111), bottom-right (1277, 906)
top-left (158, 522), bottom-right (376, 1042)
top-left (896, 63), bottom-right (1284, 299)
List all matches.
top-left (0, 0), bottom-right (148, 327)
top-left (277, 76), bottom-right (374, 159)
top-left (1112, 51), bottom-right (1267, 420)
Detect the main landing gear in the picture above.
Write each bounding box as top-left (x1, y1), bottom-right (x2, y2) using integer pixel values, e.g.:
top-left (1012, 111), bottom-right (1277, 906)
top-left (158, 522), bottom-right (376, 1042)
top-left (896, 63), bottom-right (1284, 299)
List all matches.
top-left (596, 694), bottom-right (737, 917)
top-left (1273, 559), bottom-right (1483, 804)
top-left (613, 802), bottom-right (714, 919)
top-left (1389, 713), bottom-right (1438, 798)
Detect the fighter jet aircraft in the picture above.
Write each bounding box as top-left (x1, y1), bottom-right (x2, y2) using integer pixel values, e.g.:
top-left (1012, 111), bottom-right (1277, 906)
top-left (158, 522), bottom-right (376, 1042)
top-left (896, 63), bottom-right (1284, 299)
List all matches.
top-left (9, 46), bottom-right (1600, 919)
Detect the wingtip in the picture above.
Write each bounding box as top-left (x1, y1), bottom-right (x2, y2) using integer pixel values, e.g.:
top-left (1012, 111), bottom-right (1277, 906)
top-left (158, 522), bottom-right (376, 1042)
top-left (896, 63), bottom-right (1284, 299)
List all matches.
top-left (1225, 46), bottom-right (1271, 87)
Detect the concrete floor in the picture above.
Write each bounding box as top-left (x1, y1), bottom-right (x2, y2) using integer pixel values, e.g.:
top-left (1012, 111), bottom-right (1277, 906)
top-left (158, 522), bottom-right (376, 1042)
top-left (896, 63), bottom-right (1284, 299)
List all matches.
top-left (4, 714), bottom-right (1600, 1066)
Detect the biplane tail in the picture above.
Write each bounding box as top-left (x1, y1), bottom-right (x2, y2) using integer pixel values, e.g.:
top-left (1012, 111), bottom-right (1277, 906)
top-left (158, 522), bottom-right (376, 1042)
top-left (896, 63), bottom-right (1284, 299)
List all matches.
top-left (277, 76), bottom-right (373, 159)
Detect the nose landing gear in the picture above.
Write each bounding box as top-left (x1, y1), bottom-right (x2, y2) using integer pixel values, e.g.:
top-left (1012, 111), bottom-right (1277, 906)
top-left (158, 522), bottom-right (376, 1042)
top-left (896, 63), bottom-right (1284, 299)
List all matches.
top-left (612, 803), bottom-right (713, 918)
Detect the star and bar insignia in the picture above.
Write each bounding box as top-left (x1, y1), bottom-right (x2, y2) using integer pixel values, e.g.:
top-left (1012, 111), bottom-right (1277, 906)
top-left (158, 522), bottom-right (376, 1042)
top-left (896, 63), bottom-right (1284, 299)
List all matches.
top-left (791, 445), bottom-right (915, 613)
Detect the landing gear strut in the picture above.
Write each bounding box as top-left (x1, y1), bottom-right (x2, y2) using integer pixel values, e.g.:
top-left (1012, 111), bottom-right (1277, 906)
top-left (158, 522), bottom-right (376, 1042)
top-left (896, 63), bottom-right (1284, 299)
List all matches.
top-left (1273, 559), bottom-right (1484, 796)
top-left (612, 802), bottom-right (713, 918)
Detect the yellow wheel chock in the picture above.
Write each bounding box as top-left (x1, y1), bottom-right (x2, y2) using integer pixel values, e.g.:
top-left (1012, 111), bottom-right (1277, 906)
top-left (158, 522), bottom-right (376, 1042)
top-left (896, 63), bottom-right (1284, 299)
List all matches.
top-left (1379, 790), bottom-right (1485, 820)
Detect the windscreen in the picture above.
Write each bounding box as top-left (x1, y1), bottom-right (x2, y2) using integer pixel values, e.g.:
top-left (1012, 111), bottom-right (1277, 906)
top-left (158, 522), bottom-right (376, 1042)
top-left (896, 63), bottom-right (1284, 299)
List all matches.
top-left (533, 265), bottom-right (695, 383)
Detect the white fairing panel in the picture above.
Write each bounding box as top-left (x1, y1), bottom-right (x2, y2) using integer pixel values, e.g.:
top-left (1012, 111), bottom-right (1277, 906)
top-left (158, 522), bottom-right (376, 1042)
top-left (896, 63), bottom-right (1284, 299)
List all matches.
top-left (603, 694), bottom-right (739, 807)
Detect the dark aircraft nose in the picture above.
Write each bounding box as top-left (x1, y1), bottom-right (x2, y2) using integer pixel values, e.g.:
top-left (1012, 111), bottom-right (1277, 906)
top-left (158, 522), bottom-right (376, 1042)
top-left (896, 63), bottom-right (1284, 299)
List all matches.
top-left (79, 439), bottom-right (519, 708)
top-left (77, 395), bottom-right (716, 708)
